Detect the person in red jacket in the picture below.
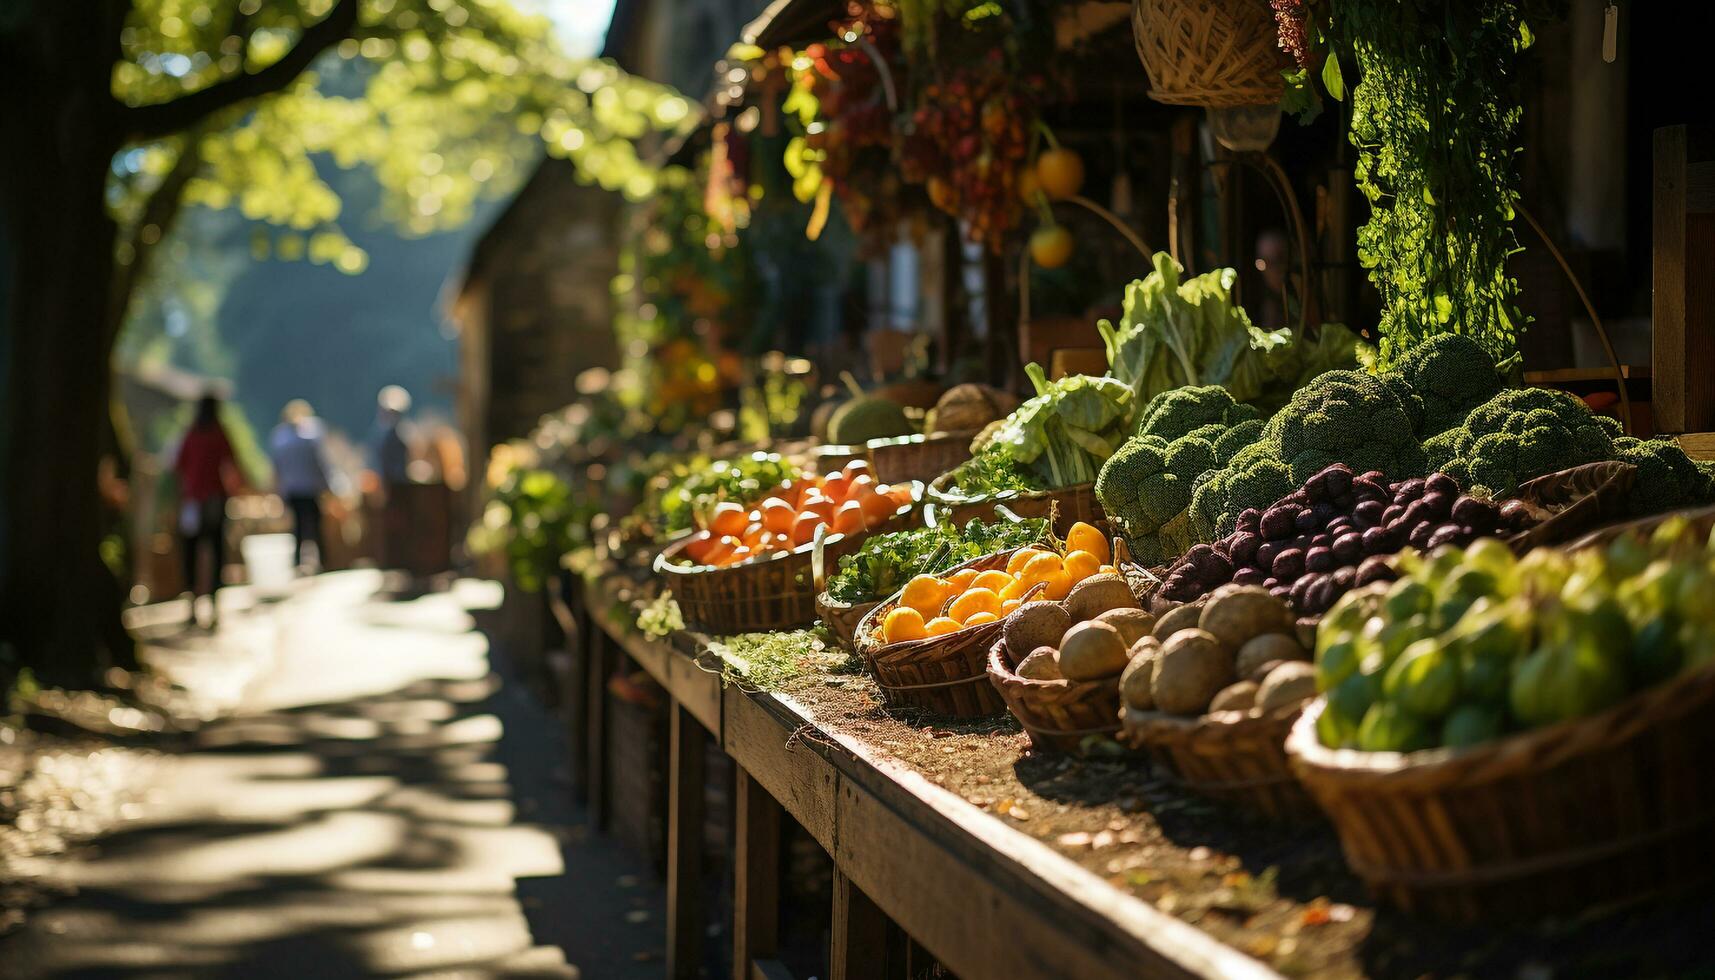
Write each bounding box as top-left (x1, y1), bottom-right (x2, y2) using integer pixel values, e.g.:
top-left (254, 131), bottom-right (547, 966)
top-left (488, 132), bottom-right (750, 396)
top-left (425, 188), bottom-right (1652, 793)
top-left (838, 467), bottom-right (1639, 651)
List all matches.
top-left (174, 394), bottom-right (239, 628)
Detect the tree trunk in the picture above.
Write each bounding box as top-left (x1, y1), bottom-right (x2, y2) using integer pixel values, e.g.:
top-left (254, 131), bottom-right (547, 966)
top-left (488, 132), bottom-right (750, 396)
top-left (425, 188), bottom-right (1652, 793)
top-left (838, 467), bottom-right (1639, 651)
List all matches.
top-left (0, 3), bottom-right (138, 689)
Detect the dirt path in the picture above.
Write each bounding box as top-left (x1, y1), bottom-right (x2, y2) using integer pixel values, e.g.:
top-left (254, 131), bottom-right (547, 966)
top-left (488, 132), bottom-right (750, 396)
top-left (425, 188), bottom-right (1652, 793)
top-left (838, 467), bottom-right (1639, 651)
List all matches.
top-left (0, 571), bottom-right (664, 978)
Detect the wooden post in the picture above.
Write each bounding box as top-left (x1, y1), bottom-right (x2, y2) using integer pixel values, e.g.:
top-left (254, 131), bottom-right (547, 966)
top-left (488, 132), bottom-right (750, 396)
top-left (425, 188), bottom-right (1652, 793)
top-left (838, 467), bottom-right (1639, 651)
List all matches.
top-left (585, 624), bottom-right (611, 830)
top-left (732, 766), bottom-right (782, 980)
top-left (666, 702), bottom-right (708, 980)
top-left (1653, 124), bottom-right (1715, 434)
top-left (830, 869), bottom-right (891, 980)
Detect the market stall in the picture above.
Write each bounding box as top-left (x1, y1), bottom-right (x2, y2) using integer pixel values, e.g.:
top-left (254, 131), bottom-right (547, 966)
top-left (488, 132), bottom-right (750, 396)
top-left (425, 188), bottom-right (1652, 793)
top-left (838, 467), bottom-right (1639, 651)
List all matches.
top-left (468, 0), bottom-right (1715, 976)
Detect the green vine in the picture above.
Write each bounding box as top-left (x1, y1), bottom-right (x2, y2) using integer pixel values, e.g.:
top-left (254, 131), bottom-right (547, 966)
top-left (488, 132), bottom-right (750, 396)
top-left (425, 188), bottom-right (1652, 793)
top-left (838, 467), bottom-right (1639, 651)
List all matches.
top-left (1326, 0), bottom-right (1533, 370)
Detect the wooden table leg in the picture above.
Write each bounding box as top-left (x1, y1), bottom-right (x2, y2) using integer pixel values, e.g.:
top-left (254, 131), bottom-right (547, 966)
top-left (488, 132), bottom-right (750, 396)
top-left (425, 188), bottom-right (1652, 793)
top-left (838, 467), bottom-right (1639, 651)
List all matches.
top-left (831, 868), bottom-right (890, 980)
top-left (733, 766), bottom-right (782, 979)
top-left (667, 702), bottom-right (708, 980)
top-left (586, 626), bottom-right (610, 831)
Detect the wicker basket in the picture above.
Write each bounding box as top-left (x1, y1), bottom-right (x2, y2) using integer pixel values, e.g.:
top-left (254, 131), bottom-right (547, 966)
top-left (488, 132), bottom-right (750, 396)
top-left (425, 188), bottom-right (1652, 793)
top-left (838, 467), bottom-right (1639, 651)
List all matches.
top-left (868, 431), bottom-right (977, 486)
top-left (815, 592), bottom-right (881, 652)
top-left (987, 641), bottom-right (1123, 754)
top-left (1120, 704), bottom-right (1318, 819)
top-left (926, 472), bottom-right (1104, 536)
top-left (1288, 673), bottom-right (1715, 920)
top-left (853, 549), bottom-right (1028, 718)
top-left (1505, 460), bottom-right (1638, 551)
top-left (655, 483), bottom-right (924, 634)
top-left (1131, 0), bottom-right (1290, 109)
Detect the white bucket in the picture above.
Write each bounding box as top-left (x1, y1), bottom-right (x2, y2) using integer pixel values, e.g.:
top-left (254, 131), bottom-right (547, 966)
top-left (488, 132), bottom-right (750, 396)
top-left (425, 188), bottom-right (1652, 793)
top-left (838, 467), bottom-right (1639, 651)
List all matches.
top-left (241, 533), bottom-right (297, 596)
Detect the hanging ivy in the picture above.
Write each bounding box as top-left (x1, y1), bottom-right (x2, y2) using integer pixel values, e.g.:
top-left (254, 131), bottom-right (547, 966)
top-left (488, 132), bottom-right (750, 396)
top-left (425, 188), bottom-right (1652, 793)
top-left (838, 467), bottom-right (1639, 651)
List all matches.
top-left (1323, 1), bottom-right (1534, 370)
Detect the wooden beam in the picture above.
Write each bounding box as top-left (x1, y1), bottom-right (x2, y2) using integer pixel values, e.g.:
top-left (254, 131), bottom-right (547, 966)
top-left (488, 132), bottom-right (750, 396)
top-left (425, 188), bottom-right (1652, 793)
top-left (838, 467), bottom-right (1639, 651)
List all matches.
top-left (831, 869), bottom-right (891, 980)
top-left (585, 626), bottom-right (611, 830)
top-left (1653, 124), bottom-right (1715, 433)
top-left (667, 702), bottom-right (708, 980)
top-left (733, 767), bottom-right (782, 980)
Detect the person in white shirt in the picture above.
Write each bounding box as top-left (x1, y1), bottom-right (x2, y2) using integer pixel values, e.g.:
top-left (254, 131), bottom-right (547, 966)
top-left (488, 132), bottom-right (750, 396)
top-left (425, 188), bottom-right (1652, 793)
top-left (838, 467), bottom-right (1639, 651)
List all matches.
top-left (269, 399), bottom-right (331, 571)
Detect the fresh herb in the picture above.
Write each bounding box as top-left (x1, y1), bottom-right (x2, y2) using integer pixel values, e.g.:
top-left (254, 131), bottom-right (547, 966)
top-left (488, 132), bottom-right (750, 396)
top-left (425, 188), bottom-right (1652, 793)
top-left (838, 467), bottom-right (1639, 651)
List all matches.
top-left (469, 466), bottom-right (593, 593)
top-left (826, 516), bottom-right (1048, 604)
top-left (709, 627), bottom-right (846, 690)
top-left (636, 591), bottom-right (685, 638)
top-left (1323, 0), bottom-right (1531, 369)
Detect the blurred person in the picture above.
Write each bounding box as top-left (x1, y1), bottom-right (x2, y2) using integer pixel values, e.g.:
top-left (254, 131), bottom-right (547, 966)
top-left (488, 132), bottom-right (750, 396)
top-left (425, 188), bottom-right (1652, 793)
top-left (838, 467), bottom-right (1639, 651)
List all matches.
top-left (366, 385), bottom-right (414, 570)
top-left (269, 399), bottom-right (330, 572)
top-left (174, 394), bottom-right (239, 628)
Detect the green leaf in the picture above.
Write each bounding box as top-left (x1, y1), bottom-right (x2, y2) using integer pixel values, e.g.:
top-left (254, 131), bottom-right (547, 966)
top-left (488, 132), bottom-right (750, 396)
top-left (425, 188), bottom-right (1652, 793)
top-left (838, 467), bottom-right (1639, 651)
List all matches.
top-left (1321, 52), bottom-right (1346, 102)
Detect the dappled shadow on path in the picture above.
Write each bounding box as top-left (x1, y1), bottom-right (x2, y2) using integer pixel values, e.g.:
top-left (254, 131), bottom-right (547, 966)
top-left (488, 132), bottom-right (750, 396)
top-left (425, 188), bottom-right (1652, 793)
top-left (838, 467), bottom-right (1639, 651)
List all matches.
top-left (0, 572), bottom-right (663, 979)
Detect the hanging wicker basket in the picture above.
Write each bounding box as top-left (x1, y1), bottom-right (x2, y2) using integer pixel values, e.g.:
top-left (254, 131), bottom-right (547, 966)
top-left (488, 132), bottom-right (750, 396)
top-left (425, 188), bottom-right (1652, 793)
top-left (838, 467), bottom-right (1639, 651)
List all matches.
top-left (1131, 0), bottom-right (1290, 109)
top-left (655, 482), bottom-right (924, 634)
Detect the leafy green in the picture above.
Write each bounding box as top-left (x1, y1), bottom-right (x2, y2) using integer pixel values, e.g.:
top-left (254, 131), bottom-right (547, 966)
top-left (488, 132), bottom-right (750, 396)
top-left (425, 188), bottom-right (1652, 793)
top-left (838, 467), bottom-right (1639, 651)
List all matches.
top-left (966, 365), bottom-right (1131, 491)
top-left (709, 627), bottom-right (846, 691)
top-left (826, 517), bottom-right (1048, 604)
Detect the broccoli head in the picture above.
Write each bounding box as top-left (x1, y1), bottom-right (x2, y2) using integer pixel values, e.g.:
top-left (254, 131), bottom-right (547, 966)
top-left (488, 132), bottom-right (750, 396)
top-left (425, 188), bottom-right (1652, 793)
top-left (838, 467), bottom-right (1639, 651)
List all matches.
top-left (1613, 436), bottom-right (1715, 516)
top-left (1212, 417), bottom-right (1265, 462)
top-left (1391, 334), bottom-right (1505, 437)
top-left (1096, 432), bottom-right (1218, 564)
top-left (1188, 440), bottom-right (1295, 541)
top-left (1437, 387), bottom-right (1615, 496)
top-left (1134, 385), bottom-right (1260, 443)
top-left (1261, 369), bottom-right (1427, 485)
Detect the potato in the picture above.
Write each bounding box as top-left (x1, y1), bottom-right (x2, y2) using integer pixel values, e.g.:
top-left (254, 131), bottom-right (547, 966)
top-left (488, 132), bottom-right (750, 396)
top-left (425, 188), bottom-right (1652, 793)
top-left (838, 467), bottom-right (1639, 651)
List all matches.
top-left (1093, 608), bottom-right (1155, 648)
top-left (1256, 660), bottom-right (1318, 713)
top-left (1198, 586), bottom-right (1293, 652)
top-left (1235, 632), bottom-right (1309, 682)
top-left (1066, 573), bottom-right (1139, 622)
top-left (1003, 601), bottom-right (1071, 665)
top-left (1152, 600), bottom-right (1205, 641)
top-left (1210, 680), bottom-right (1259, 713)
top-left (1151, 628), bottom-right (1235, 715)
top-left (1016, 647), bottom-right (1063, 681)
top-left (1058, 621), bottom-right (1130, 681)
top-left (1119, 637), bottom-right (1161, 710)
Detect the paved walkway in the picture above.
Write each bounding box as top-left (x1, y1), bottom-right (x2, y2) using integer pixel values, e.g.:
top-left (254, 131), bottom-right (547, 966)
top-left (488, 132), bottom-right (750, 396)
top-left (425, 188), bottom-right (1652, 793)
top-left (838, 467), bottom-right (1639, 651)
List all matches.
top-left (0, 571), bottom-right (664, 978)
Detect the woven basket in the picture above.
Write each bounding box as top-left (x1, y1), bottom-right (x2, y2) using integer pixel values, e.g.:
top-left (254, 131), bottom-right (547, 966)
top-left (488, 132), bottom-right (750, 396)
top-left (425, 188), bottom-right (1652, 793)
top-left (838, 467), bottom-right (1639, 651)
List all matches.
top-left (854, 549), bottom-right (1028, 718)
top-left (868, 431), bottom-right (977, 486)
top-left (816, 593), bottom-right (881, 653)
top-left (1505, 460), bottom-right (1638, 551)
top-left (1287, 670), bottom-right (1715, 920)
top-left (987, 641), bottom-right (1123, 754)
top-left (1120, 703), bottom-right (1318, 819)
top-left (1131, 0), bottom-right (1290, 109)
top-left (926, 472), bottom-right (1104, 536)
top-left (655, 483), bottom-right (923, 633)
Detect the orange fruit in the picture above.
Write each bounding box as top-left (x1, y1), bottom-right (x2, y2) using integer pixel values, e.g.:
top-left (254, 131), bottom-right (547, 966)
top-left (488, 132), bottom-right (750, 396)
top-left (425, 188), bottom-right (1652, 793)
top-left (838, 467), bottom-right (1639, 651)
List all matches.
top-left (887, 483), bottom-right (914, 505)
top-left (683, 531), bottom-right (716, 564)
top-left (1000, 598), bottom-right (1022, 615)
top-left (1007, 548), bottom-right (1046, 575)
top-left (759, 497), bottom-right (795, 534)
top-left (1029, 226), bottom-right (1073, 268)
top-left (1065, 522), bottom-right (1110, 565)
top-left (946, 568), bottom-right (980, 592)
top-left (859, 491), bottom-right (897, 527)
top-left (846, 474), bottom-right (876, 501)
top-left (924, 616), bottom-right (961, 637)
top-left (1020, 551), bottom-right (1064, 584)
top-left (948, 587), bottom-right (1001, 624)
top-left (843, 459), bottom-right (871, 479)
top-left (741, 522), bottom-right (765, 546)
top-left (728, 544), bottom-right (753, 565)
top-left (902, 575), bottom-right (950, 618)
top-left (998, 577), bottom-right (1031, 602)
top-left (1062, 549), bottom-right (1101, 583)
top-left (821, 472), bottom-right (851, 503)
top-left (1016, 165), bottom-right (1042, 205)
top-left (791, 512), bottom-right (822, 545)
top-left (964, 611), bottom-right (999, 627)
top-left (882, 606), bottom-right (927, 644)
top-left (705, 535), bottom-right (737, 566)
top-left (833, 500), bottom-right (865, 536)
top-left (1035, 147), bottom-right (1084, 200)
top-left (1041, 571), bottom-right (1073, 601)
top-left (708, 501), bottom-right (747, 537)
top-left (1098, 564), bottom-right (1116, 576)
top-left (971, 569), bottom-right (1014, 594)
